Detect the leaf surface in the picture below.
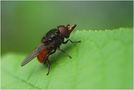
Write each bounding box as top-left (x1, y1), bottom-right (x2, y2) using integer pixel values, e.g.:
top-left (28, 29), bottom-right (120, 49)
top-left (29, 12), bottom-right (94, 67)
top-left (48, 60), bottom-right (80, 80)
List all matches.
top-left (1, 28), bottom-right (133, 89)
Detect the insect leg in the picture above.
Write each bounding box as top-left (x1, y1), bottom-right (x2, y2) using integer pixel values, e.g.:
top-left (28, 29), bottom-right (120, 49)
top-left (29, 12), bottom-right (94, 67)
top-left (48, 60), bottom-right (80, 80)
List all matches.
top-left (62, 39), bottom-right (69, 44)
top-left (63, 39), bottom-right (81, 44)
top-left (46, 59), bottom-right (51, 75)
top-left (43, 48), bottom-right (56, 64)
top-left (44, 48), bottom-right (57, 75)
top-left (68, 39), bottom-right (81, 43)
top-left (49, 48), bottom-right (57, 55)
top-left (58, 47), bottom-right (72, 59)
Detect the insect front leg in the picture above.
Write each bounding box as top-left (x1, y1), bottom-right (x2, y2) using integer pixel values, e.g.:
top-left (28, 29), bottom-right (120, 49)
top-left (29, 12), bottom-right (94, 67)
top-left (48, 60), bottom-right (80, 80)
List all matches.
top-left (68, 39), bottom-right (81, 43)
top-left (58, 47), bottom-right (72, 59)
top-left (63, 39), bottom-right (81, 44)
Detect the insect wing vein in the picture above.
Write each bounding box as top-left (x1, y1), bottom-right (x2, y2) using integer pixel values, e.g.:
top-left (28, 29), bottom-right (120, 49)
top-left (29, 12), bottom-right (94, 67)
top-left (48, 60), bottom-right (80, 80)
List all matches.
top-left (21, 43), bottom-right (45, 66)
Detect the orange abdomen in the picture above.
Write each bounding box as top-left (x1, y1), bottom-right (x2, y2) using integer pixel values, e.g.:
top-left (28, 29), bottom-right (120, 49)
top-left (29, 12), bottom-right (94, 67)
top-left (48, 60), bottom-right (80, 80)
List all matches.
top-left (37, 48), bottom-right (48, 63)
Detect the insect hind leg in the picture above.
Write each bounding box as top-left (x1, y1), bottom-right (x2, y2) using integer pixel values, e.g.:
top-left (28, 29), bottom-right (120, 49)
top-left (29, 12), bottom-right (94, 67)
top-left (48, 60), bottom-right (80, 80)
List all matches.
top-left (46, 59), bottom-right (51, 75)
top-left (43, 48), bottom-right (57, 75)
top-left (43, 49), bottom-right (56, 64)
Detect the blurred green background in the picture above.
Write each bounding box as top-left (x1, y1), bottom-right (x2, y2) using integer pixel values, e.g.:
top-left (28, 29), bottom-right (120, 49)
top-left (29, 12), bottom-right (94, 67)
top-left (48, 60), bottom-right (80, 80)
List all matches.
top-left (1, 1), bottom-right (133, 55)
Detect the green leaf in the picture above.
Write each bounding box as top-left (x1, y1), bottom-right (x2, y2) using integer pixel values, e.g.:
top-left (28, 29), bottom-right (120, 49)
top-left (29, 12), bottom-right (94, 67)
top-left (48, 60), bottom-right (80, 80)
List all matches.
top-left (1, 28), bottom-right (133, 89)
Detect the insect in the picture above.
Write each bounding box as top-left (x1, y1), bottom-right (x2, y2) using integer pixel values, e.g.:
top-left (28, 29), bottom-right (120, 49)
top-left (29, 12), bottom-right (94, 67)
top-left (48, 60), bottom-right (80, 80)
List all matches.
top-left (21, 24), bottom-right (80, 75)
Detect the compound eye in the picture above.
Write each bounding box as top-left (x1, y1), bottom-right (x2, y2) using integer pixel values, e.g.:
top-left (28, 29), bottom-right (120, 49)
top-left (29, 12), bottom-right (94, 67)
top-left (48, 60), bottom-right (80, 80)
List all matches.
top-left (59, 27), bottom-right (67, 34)
top-left (59, 27), bottom-right (64, 31)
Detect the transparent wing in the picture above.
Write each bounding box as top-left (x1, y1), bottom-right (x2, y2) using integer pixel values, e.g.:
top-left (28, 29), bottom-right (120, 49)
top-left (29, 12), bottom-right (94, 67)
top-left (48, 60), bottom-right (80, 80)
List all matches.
top-left (21, 43), bottom-right (46, 66)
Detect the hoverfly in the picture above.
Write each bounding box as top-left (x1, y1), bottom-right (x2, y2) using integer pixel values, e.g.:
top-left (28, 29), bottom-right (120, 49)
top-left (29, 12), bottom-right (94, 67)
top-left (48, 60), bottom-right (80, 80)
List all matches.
top-left (21, 24), bottom-right (80, 75)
